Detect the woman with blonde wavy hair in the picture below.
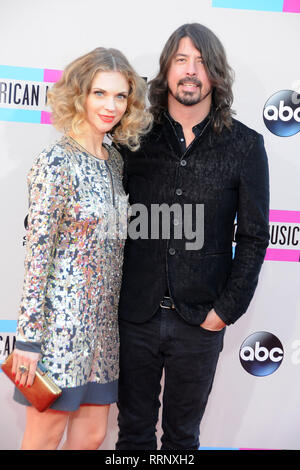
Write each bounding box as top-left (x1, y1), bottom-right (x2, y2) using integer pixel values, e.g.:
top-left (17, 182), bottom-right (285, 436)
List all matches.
top-left (11, 47), bottom-right (152, 450)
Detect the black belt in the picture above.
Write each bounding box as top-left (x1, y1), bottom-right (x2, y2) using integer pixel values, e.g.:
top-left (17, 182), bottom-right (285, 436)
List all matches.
top-left (160, 296), bottom-right (176, 310)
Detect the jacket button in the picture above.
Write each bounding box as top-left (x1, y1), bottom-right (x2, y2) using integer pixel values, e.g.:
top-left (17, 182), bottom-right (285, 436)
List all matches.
top-left (176, 188), bottom-right (183, 196)
top-left (169, 247), bottom-right (176, 255)
top-left (180, 160), bottom-right (187, 166)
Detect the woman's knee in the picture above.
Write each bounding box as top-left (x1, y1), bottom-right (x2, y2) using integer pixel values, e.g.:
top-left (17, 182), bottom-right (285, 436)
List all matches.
top-left (65, 428), bottom-right (107, 450)
top-left (63, 404), bottom-right (109, 450)
top-left (82, 429), bottom-right (107, 449)
top-left (21, 407), bottom-right (68, 450)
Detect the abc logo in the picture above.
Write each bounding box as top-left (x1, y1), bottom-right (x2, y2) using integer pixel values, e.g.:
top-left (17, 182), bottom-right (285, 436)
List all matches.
top-left (263, 90), bottom-right (300, 137)
top-left (239, 331), bottom-right (284, 377)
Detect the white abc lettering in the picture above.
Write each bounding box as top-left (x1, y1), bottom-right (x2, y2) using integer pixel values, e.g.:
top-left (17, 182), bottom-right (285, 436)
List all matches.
top-left (255, 342), bottom-right (269, 361)
top-left (240, 346), bottom-right (254, 361)
top-left (264, 105), bottom-right (278, 120)
top-left (264, 101), bottom-right (300, 122)
top-left (294, 106), bottom-right (300, 122)
top-left (240, 341), bottom-right (283, 362)
top-left (279, 100), bottom-right (293, 121)
top-left (269, 347), bottom-right (284, 362)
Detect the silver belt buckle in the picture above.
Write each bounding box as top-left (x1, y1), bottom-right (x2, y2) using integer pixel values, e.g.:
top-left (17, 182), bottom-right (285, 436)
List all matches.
top-left (160, 296), bottom-right (175, 310)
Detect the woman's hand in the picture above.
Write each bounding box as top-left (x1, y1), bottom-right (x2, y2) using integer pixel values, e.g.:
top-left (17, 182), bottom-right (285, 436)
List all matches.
top-left (12, 349), bottom-right (41, 388)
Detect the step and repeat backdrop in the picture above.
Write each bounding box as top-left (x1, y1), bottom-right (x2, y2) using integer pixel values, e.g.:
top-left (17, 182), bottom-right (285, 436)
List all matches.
top-left (0, 0), bottom-right (299, 450)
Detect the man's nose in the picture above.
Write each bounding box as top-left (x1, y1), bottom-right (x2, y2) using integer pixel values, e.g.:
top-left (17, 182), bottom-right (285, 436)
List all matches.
top-left (185, 59), bottom-right (197, 76)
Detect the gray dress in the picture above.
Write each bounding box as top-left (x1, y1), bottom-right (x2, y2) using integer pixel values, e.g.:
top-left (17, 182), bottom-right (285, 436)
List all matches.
top-left (14, 136), bottom-right (128, 411)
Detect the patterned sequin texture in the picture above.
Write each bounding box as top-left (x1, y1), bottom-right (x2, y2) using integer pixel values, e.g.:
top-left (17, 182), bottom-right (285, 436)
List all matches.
top-left (16, 136), bottom-right (128, 391)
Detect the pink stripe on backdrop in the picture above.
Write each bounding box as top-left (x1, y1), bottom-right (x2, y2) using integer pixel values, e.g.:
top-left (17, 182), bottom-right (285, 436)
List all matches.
top-left (265, 248), bottom-right (300, 262)
top-left (269, 210), bottom-right (300, 223)
top-left (40, 111), bottom-right (52, 125)
top-left (283, 0), bottom-right (300, 12)
top-left (43, 68), bottom-right (63, 83)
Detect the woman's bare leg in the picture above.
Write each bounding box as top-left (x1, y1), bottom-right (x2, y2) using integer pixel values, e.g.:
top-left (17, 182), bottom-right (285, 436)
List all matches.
top-left (21, 406), bottom-right (69, 450)
top-left (62, 404), bottom-right (110, 450)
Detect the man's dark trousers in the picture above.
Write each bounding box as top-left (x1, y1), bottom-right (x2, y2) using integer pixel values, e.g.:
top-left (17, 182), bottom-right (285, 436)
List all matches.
top-left (116, 305), bottom-right (225, 450)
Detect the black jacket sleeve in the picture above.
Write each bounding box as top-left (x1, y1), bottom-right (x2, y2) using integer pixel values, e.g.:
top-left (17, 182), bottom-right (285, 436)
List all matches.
top-left (213, 133), bottom-right (270, 324)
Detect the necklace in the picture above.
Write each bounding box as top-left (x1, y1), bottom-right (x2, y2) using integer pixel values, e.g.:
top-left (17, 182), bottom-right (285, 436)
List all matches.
top-left (68, 135), bottom-right (109, 160)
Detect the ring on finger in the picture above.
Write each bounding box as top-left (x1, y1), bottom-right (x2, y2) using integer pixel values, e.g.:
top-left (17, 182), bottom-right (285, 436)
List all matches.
top-left (19, 365), bottom-right (29, 374)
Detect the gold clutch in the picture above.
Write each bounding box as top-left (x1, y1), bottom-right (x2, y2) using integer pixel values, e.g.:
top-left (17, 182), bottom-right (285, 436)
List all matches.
top-left (1, 353), bottom-right (62, 412)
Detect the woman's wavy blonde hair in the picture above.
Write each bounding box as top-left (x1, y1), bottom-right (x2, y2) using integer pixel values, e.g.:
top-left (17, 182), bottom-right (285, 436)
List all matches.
top-left (47, 47), bottom-right (153, 150)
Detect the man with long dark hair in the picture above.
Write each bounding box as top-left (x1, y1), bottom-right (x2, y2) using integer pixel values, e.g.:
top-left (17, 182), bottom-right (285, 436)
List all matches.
top-left (116, 23), bottom-right (269, 450)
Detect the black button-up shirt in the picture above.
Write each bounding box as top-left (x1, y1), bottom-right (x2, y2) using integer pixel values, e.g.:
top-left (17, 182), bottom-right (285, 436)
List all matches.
top-left (164, 112), bottom-right (209, 298)
top-left (165, 111), bottom-right (210, 153)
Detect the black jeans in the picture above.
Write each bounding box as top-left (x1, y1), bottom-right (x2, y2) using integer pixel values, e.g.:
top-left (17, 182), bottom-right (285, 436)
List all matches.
top-left (116, 307), bottom-right (225, 450)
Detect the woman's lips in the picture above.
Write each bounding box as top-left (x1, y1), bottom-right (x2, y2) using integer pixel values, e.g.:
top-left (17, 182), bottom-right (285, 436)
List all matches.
top-left (99, 115), bottom-right (115, 123)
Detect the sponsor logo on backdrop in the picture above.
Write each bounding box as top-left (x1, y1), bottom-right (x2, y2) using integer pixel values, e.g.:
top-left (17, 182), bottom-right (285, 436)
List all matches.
top-left (263, 90), bottom-right (300, 137)
top-left (233, 210), bottom-right (300, 262)
top-left (212, 0), bottom-right (300, 14)
top-left (0, 321), bottom-right (17, 368)
top-left (0, 65), bottom-right (62, 125)
top-left (266, 210), bottom-right (300, 262)
top-left (240, 331), bottom-right (284, 377)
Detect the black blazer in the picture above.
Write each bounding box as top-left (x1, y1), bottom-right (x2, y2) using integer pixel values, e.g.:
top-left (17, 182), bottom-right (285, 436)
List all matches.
top-left (117, 114), bottom-right (270, 326)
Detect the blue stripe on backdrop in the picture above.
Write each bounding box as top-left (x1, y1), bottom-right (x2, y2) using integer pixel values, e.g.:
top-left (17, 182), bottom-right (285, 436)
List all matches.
top-left (0, 320), bottom-right (16, 370)
top-left (0, 65), bottom-right (44, 81)
top-left (0, 320), bottom-right (17, 333)
top-left (212, 0), bottom-right (284, 12)
top-left (0, 107), bottom-right (41, 123)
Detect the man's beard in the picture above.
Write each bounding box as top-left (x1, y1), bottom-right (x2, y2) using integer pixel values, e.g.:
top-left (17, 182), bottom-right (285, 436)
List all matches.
top-left (169, 78), bottom-right (211, 106)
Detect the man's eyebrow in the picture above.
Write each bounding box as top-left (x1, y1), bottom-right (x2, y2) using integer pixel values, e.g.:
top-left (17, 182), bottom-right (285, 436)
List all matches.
top-left (175, 53), bottom-right (203, 58)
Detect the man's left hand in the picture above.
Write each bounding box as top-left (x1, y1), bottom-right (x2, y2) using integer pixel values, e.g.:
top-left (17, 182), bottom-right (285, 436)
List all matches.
top-left (200, 309), bottom-right (226, 331)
